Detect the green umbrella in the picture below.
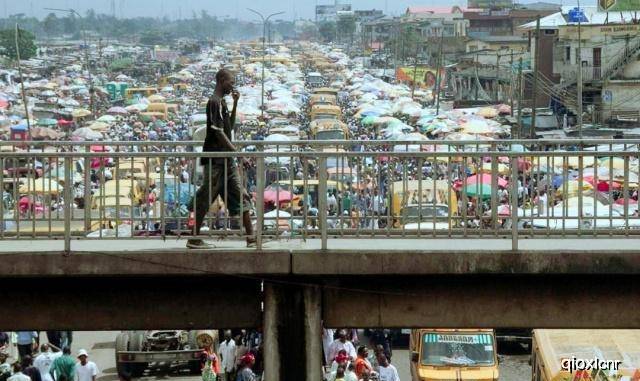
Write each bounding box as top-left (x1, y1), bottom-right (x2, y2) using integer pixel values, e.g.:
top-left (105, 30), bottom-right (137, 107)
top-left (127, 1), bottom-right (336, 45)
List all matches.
top-left (464, 183), bottom-right (492, 199)
top-left (37, 118), bottom-right (58, 126)
top-left (361, 115), bottom-right (377, 126)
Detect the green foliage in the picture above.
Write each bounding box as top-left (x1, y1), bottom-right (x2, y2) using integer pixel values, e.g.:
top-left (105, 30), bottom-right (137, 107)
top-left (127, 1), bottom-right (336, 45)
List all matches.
top-left (0, 8), bottom-right (282, 42)
top-left (109, 58), bottom-right (134, 71)
top-left (318, 22), bottom-right (336, 43)
top-left (0, 27), bottom-right (37, 60)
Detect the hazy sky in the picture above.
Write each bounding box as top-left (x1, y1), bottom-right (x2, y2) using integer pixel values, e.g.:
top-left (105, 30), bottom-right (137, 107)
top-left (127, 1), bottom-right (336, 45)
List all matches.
top-left (3, 0), bottom-right (571, 21)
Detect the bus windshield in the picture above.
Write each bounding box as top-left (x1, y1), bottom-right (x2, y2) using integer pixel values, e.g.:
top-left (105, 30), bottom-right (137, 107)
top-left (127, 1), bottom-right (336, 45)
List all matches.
top-left (421, 333), bottom-right (495, 366)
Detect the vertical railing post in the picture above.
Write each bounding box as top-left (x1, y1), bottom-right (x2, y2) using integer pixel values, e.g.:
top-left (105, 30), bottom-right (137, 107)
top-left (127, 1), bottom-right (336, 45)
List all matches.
top-left (83, 146), bottom-right (91, 233)
top-left (490, 144), bottom-right (498, 233)
top-left (256, 156), bottom-right (265, 250)
top-left (64, 156), bottom-right (72, 254)
top-left (510, 155), bottom-right (519, 251)
top-left (318, 156), bottom-right (328, 251)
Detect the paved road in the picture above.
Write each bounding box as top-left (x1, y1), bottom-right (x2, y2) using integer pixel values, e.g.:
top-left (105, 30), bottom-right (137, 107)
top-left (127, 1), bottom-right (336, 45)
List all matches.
top-left (18, 332), bottom-right (528, 381)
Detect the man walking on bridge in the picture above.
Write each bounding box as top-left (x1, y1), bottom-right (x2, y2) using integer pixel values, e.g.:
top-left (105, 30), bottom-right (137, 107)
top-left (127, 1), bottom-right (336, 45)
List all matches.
top-left (187, 69), bottom-right (255, 249)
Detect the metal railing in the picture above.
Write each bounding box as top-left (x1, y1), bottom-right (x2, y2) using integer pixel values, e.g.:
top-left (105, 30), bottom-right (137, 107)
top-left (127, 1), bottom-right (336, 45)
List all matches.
top-left (1, 139), bottom-right (640, 251)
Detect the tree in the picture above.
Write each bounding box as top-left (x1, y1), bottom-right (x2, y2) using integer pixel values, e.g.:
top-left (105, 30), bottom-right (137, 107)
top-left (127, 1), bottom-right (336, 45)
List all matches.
top-left (0, 27), bottom-right (37, 60)
top-left (318, 21), bottom-right (336, 42)
top-left (337, 15), bottom-right (356, 44)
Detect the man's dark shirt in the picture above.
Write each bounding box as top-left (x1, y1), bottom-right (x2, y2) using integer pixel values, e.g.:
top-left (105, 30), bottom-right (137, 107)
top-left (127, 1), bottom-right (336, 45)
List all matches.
top-left (202, 95), bottom-right (233, 165)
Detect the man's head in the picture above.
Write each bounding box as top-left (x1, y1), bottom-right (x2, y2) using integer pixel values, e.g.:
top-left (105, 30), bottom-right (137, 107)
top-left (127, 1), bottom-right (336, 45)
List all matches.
top-left (377, 353), bottom-right (389, 367)
top-left (337, 330), bottom-right (347, 342)
top-left (77, 349), bottom-right (88, 365)
top-left (62, 346), bottom-right (71, 356)
top-left (336, 365), bottom-right (345, 378)
top-left (40, 344), bottom-right (49, 353)
top-left (21, 355), bottom-right (32, 368)
top-left (224, 330), bottom-right (232, 342)
top-left (357, 346), bottom-right (368, 359)
top-left (0, 350), bottom-right (8, 363)
top-left (215, 69), bottom-right (235, 95)
top-left (12, 362), bottom-right (22, 374)
top-left (335, 350), bottom-right (349, 366)
top-left (241, 353), bottom-right (255, 368)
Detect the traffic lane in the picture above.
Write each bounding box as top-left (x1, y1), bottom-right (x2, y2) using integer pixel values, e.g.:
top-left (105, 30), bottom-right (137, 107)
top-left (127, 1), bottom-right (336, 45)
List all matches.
top-left (47, 332), bottom-right (201, 381)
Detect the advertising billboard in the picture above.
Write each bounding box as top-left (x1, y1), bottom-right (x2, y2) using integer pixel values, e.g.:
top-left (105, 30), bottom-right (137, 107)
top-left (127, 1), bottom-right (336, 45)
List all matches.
top-left (598, 0), bottom-right (640, 11)
top-left (396, 66), bottom-right (445, 88)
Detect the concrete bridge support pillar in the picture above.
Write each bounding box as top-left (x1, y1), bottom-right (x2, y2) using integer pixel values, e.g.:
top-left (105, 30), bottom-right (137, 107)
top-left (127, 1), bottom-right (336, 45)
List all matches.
top-left (263, 283), bottom-right (322, 381)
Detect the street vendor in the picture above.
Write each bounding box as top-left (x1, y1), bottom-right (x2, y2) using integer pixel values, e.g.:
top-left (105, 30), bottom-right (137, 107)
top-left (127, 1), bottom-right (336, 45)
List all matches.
top-left (187, 69), bottom-right (255, 249)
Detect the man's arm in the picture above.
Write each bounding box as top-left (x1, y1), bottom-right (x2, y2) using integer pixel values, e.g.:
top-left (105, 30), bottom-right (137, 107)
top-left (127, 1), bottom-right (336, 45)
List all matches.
top-left (230, 91), bottom-right (239, 130)
top-left (208, 99), bottom-right (236, 152)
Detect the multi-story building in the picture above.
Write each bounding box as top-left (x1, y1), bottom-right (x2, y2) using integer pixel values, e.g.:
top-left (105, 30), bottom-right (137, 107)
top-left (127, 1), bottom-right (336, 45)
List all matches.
top-left (315, 3), bottom-right (352, 23)
top-left (522, 6), bottom-right (640, 123)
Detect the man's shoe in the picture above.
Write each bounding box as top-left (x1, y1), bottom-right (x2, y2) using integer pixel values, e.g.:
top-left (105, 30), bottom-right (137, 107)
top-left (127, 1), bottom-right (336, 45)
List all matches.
top-left (186, 239), bottom-right (213, 249)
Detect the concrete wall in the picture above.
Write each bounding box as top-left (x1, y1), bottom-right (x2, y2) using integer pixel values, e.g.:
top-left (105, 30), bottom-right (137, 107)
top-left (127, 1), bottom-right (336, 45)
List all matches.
top-left (603, 81), bottom-right (640, 113)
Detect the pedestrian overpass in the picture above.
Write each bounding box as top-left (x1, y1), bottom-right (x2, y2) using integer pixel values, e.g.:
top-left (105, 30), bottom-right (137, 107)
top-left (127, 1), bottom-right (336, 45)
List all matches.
top-left (2, 139), bottom-right (640, 380)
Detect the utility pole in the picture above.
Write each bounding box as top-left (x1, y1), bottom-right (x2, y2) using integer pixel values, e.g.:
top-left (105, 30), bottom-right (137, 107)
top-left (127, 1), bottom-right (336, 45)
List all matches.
top-left (517, 57), bottom-right (524, 139)
top-left (411, 28), bottom-right (420, 99)
top-left (435, 30), bottom-right (444, 114)
top-left (530, 17), bottom-right (540, 139)
top-left (577, 0), bottom-right (583, 138)
top-left (247, 9), bottom-right (285, 119)
top-left (495, 52), bottom-right (500, 102)
top-left (474, 53), bottom-right (479, 101)
top-left (15, 23), bottom-right (31, 140)
top-left (509, 50), bottom-right (514, 115)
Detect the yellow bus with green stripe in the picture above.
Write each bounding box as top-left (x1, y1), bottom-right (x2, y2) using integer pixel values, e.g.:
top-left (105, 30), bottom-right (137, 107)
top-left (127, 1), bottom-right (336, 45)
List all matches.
top-left (410, 329), bottom-right (499, 381)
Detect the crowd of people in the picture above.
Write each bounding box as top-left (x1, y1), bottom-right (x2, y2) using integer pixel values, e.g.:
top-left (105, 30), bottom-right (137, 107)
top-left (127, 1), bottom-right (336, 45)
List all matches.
top-left (0, 332), bottom-right (97, 381)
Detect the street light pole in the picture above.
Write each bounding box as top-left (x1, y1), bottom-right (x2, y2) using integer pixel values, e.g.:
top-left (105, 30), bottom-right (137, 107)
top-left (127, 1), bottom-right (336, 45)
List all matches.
top-left (247, 8), bottom-right (284, 119)
top-left (45, 8), bottom-right (94, 116)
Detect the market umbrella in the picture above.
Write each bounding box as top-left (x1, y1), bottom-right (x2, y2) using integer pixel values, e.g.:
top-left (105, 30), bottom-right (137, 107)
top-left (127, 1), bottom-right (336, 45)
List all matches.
top-left (97, 115), bottom-right (116, 123)
top-left (361, 115), bottom-right (377, 126)
top-left (72, 109), bottom-right (92, 118)
top-left (107, 106), bottom-right (128, 115)
top-left (147, 94), bottom-right (166, 103)
top-left (36, 118), bottom-right (58, 126)
top-left (465, 173), bottom-right (508, 188)
top-left (30, 127), bottom-right (62, 140)
top-left (463, 183), bottom-right (492, 199)
top-left (88, 121), bottom-right (109, 131)
top-left (19, 178), bottom-right (61, 195)
top-left (263, 187), bottom-right (293, 205)
top-left (598, 157), bottom-right (626, 170)
top-left (477, 107), bottom-right (498, 118)
top-left (72, 127), bottom-right (102, 140)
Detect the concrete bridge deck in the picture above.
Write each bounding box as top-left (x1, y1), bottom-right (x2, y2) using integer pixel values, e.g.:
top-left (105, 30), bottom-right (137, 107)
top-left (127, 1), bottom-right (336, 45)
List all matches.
top-left (2, 238), bottom-right (640, 277)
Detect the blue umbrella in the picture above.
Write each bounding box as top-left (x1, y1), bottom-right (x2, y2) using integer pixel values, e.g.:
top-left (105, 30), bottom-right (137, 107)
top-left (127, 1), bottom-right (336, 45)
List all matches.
top-left (552, 175), bottom-right (564, 189)
top-left (360, 110), bottom-right (380, 117)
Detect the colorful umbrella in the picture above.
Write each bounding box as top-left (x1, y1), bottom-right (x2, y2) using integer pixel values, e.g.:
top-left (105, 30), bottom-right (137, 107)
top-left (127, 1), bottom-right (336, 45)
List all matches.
top-left (464, 183), bottom-right (492, 199)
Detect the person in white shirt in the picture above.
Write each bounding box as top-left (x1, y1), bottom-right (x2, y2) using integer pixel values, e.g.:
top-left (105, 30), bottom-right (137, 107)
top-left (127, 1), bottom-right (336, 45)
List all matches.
top-left (376, 354), bottom-right (400, 381)
top-left (74, 350), bottom-right (97, 381)
top-left (217, 331), bottom-right (236, 381)
top-left (8, 363), bottom-right (30, 381)
top-left (34, 344), bottom-right (60, 381)
top-left (328, 330), bottom-right (357, 363)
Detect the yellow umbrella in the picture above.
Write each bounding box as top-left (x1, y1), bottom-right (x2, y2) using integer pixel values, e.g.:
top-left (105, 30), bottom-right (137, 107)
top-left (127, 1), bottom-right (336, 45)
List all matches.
top-left (480, 162), bottom-right (510, 175)
top-left (598, 157), bottom-right (626, 170)
top-left (556, 180), bottom-right (593, 198)
top-left (19, 178), bottom-right (62, 195)
top-left (88, 121), bottom-right (109, 131)
top-left (72, 109), bottom-right (92, 118)
top-left (147, 94), bottom-right (166, 103)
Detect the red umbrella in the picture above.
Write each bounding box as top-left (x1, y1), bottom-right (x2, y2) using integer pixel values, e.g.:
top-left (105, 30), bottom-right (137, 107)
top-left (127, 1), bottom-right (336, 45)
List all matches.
top-left (465, 173), bottom-right (508, 188)
top-left (58, 119), bottom-right (73, 126)
top-left (263, 187), bottom-right (293, 205)
top-left (615, 198), bottom-right (638, 205)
